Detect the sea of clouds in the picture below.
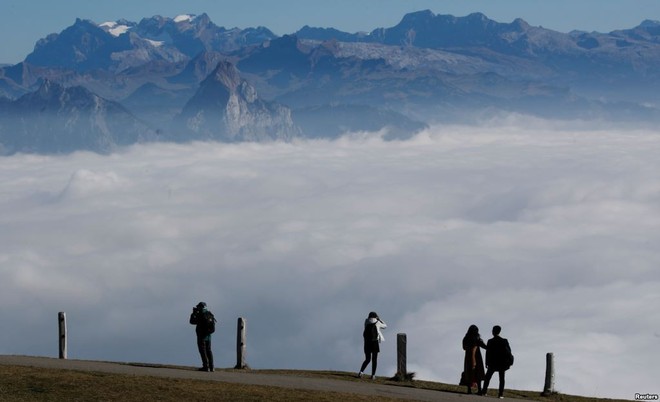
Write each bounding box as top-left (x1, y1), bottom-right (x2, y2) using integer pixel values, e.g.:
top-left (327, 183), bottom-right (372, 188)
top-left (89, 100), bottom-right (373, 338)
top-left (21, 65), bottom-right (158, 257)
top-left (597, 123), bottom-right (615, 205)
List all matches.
top-left (1, 117), bottom-right (659, 399)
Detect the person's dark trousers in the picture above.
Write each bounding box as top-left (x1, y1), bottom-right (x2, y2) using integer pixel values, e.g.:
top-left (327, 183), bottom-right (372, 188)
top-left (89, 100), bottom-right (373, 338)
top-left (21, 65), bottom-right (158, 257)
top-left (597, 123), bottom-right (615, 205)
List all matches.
top-left (359, 352), bottom-right (378, 375)
top-left (482, 368), bottom-right (505, 397)
top-left (197, 336), bottom-right (214, 371)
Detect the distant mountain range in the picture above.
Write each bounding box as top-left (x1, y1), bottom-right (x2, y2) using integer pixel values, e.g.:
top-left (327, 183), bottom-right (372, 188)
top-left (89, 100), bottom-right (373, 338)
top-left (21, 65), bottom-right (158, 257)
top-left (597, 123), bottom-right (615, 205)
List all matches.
top-left (0, 80), bottom-right (154, 154)
top-left (1, 10), bottom-right (659, 154)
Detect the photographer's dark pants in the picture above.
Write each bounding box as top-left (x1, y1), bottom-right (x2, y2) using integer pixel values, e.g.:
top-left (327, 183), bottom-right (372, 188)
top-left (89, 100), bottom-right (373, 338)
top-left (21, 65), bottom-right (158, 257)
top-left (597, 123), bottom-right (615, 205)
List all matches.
top-left (360, 340), bottom-right (380, 376)
top-left (360, 351), bottom-right (378, 375)
top-left (482, 368), bottom-right (505, 397)
top-left (197, 336), bottom-right (213, 370)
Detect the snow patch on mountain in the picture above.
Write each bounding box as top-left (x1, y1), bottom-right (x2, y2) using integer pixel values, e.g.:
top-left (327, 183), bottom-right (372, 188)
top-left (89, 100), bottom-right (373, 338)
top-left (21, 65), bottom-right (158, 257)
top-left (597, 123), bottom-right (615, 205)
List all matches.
top-left (99, 21), bottom-right (131, 37)
top-left (174, 14), bottom-right (194, 23)
top-left (145, 39), bottom-right (164, 48)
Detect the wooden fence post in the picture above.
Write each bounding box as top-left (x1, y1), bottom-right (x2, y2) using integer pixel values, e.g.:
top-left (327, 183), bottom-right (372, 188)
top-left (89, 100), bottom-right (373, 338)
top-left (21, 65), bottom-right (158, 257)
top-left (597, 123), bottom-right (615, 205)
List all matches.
top-left (395, 333), bottom-right (408, 381)
top-left (58, 312), bottom-right (67, 359)
top-left (235, 317), bottom-right (248, 369)
top-left (542, 352), bottom-right (555, 395)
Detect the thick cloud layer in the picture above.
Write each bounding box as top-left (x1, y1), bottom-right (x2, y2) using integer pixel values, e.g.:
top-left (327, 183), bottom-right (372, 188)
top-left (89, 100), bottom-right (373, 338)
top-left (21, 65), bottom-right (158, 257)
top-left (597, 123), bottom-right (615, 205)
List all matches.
top-left (1, 119), bottom-right (659, 398)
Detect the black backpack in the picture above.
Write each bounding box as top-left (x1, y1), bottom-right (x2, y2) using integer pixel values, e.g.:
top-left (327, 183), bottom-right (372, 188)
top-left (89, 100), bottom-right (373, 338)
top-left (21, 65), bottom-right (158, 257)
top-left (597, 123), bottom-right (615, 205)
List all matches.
top-left (504, 341), bottom-right (514, 368)
top-left (363, 322), bottom-right (378, 341)
top-left (202, 311), bottom-right (216, 334)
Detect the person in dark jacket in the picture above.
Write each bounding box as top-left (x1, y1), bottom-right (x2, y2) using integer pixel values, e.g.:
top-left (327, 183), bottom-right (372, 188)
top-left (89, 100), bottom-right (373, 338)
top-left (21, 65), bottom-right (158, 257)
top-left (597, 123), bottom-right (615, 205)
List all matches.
top-left (481, 325), bottom-right (513, 398)
top-left (357, 311), bottom-right (387, 380)
top-left (461, 324), bottom-right (486, 394)
top-left (189, 302), bottom-right (216, 372)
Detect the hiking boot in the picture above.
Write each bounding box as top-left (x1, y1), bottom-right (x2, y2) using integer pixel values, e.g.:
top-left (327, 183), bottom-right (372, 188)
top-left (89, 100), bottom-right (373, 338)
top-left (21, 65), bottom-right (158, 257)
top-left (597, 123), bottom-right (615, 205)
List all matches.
top-left (197, 367), bottom-right (209, 372)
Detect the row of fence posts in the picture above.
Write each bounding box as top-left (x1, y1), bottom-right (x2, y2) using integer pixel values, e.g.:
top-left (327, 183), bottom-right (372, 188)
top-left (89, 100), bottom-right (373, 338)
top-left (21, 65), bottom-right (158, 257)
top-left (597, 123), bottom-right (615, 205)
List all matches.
top-left (57, 312), bottom-right (249, 369)
top-left (57, 312), bottom-right (555, 394)
top-left (393, 333), bottom-right (555, 394)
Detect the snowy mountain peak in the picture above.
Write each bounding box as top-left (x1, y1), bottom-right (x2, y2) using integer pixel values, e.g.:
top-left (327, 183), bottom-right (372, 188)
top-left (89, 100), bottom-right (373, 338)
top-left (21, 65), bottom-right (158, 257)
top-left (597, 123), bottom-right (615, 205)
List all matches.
top-left (99, 21), bottom-right (132, 37)
top-left (174, 14), bottom-right (195, 23)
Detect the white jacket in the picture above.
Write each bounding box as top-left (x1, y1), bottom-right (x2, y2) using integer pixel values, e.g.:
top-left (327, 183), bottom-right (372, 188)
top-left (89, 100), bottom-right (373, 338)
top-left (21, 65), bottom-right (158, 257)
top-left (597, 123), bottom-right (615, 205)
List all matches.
top-left (366, 317), bottom-right (387, 342)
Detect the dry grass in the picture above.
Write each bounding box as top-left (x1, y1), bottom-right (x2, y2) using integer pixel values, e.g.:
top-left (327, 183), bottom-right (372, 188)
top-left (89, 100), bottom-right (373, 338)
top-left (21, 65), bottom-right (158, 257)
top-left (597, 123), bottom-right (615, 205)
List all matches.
top-left (0, 364), bottom-right (630, 402)
top-left (250, 369), bottom-right (629, 402)
top-left (0, 365), bottom-right (403, 402)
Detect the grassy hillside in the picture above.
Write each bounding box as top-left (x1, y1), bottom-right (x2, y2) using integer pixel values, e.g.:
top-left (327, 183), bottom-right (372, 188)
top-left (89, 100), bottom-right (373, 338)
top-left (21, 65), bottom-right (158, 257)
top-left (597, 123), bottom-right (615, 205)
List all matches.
top-left (0, 365), bottom-right (400, 402)
top-left (0, 364), bottom-right (628, 402)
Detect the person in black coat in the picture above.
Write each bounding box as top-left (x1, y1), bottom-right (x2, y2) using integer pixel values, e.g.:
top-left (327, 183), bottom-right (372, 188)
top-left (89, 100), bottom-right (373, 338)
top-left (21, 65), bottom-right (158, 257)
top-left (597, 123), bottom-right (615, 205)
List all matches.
top-left (462, 324), bottom-right (487, 394)
top-left (189, 301), bottom-right (216, 372)
top-left (357, 311), bottom-right (387, 380)
top-left (481, 325), bottom-right (513, 398)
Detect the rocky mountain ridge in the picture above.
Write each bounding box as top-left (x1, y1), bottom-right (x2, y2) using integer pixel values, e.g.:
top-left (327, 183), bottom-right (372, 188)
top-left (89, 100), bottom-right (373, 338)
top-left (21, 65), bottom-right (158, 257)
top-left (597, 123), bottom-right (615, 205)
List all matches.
top-left (173, 61), bottom-right (299, 142)
top-left (1, 10), bottom-right (659, 154)
top-left (0, 80), bottom-right (154, 154)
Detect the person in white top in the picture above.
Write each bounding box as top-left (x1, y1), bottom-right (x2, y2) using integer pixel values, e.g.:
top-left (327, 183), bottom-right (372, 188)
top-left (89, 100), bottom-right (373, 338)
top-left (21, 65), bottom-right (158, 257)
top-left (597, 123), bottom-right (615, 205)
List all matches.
top-left (357, 311), bottom-right (387, 380)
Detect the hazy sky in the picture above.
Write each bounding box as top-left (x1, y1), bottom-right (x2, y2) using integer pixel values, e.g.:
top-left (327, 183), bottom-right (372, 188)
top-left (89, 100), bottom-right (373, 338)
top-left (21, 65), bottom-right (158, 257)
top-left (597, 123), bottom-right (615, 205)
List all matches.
top-left (1, 117), bottom-right (659, 399)
top-left (2, 0), bottom-right (660, 63)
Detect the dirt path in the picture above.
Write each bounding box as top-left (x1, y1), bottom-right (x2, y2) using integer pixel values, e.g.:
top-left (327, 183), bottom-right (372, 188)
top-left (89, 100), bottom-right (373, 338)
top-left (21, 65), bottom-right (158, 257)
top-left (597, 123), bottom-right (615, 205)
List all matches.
top-left (0, 355), bottom-right (523, 401)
